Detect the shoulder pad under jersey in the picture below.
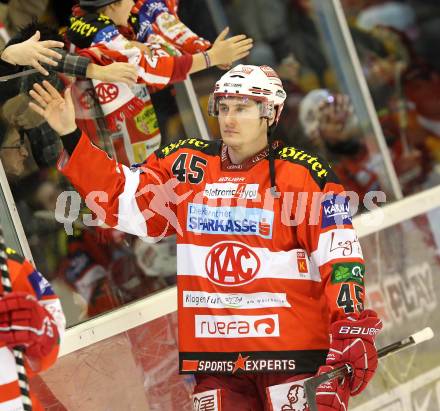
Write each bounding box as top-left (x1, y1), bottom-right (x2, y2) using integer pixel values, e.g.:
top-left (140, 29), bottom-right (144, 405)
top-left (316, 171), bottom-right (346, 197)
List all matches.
top-left (156, 138), bottom-right (221, 159)
top-left (5, 247), bottom-right (25, 264)
top-left (276, 146), bottom-right (339, 189)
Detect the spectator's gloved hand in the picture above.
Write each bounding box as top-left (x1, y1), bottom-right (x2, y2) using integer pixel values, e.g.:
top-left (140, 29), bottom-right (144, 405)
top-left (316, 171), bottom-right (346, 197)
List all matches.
top-left (326, 310), bottom-right (383, 396)
top-left (0, 292), bottom-right (59, 358)
top-left (315, 365), bottom-right (350, 411)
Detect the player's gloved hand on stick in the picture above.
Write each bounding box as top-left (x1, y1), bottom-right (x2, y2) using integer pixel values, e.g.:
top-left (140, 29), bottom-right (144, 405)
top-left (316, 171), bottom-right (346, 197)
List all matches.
top-left (0, 292), bottom-right (59, 358)
top-left (326, 309), bottom-right (383, 396)
top-left (315, 365), bottom-right (350, 411)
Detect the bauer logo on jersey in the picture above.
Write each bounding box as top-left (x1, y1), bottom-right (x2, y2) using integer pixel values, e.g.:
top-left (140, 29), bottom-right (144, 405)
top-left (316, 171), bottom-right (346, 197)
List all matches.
top-left (321, 195), bottom-right (352, 228)
top-left (187, 204), bottom-right (274, 238)
top-left (28, 270), bottom-right (55, 299)
top-left (203, 183), bottom-right (259, 200)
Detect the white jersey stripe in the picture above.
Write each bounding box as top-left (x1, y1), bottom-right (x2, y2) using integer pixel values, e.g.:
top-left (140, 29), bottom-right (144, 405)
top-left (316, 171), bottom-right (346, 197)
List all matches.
top-left (115, 166), bottom-right (148, 236)
top-left (0, 397), bottom-right (24, 411)
top-left (177, 243), bottom-right (321, 282)
top-left (0, 347), bottom-right (18, 385)
top-left (138, 70), bottom-right (172, 85)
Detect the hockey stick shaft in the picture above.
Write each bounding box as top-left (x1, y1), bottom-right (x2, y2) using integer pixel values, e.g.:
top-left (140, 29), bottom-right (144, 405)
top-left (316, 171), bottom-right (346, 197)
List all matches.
top-left (305, 327), bottom-right (434, 411)
top-left (0, 227), bottom-right (33, 411)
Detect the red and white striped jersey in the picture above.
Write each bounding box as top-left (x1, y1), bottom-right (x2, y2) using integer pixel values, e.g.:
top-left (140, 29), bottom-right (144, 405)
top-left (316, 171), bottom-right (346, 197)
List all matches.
top-left (0, 249), bottom-right (65, 411)
top-left (59, 133), bottom-right (365, 375)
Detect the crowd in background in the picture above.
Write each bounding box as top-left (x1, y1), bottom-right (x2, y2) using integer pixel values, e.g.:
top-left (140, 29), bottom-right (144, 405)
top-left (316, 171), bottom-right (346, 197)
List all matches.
top-left (0, 0), bottom-right (439, 326)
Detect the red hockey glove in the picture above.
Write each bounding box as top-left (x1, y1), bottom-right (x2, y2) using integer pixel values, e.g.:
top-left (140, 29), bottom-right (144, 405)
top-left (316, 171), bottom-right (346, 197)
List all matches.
top-left (326, 310), bottom-right (383, 396)
top-left (0, 292), bottom-right (59, 358)
top-left (315, 365), bottom-right (350, 411)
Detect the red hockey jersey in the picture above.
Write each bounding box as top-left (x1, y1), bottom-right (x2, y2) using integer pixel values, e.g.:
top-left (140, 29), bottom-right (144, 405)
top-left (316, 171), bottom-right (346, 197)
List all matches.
top-left (59, 133), bottom-right (365, 375)
top-left (0, 249), bottom-right (65, 411)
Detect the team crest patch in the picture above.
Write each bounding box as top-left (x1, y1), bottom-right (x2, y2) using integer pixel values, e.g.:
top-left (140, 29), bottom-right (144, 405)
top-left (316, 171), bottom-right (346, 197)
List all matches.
top-left (266, 379), bottom-right (308, 411)
top-left (192, 389), bottom-right (221, 411)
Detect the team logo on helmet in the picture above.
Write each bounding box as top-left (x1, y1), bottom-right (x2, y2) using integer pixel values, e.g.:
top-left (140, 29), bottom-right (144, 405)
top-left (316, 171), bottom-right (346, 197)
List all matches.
top-left (260, 65), bottom-right (279, 78)
top-left (230, 65), bottom-right (254, 75)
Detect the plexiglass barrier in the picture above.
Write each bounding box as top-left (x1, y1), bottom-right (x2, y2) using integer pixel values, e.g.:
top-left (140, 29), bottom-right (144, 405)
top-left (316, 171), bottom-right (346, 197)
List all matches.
top-left (29, 188), bottom-right (440, 410)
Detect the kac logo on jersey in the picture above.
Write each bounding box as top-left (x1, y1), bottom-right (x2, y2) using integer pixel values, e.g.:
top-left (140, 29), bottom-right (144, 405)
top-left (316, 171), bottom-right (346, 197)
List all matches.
top-left (321, 195), bottom-right (352, 228)
top-left (205, 241), bottom-right (260, 286)
top-left (187, 204), bottom-right (274, 239)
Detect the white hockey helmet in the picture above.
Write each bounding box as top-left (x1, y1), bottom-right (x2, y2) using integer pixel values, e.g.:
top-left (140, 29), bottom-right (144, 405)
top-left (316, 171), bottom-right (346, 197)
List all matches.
top-left (298, 89), bottom-right (332, 138)
top-left (208, 64), bottom-right (287, 125)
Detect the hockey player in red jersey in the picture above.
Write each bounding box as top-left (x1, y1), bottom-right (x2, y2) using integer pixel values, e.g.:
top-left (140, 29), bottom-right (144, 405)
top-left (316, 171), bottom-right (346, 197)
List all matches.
top-left (29, 64), bottom-right (382, 410)
top-left (0, 246), bottom-right (65, 411)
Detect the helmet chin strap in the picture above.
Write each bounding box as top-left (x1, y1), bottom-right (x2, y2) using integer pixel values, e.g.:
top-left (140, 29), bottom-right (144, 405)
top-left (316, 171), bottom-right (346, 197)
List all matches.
top-left (267, 118), bottom-right (281, 198)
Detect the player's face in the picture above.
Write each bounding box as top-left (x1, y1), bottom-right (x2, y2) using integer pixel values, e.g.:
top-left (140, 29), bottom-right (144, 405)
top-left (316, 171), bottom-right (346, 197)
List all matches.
top-left (217, 97), bottom-right (268, 151)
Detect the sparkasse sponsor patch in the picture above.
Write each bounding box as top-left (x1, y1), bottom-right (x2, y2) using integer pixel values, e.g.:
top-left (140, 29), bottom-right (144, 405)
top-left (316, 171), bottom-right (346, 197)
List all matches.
top-left (187, 203), bottom-right (274, 238)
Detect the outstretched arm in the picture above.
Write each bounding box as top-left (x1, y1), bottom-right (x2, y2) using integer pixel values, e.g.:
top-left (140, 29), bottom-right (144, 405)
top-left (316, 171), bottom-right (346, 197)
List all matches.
top-left (47, 48), bottom-right (138, 86)
top-left (1, 31), bottom-right (64, 75)
top-left (29, 80), bottom-right (177, 239)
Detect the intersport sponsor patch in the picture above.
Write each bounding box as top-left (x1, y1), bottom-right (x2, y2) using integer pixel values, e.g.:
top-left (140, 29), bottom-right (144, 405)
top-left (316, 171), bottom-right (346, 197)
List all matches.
top-left (187, 203), bottom-right (274, 238)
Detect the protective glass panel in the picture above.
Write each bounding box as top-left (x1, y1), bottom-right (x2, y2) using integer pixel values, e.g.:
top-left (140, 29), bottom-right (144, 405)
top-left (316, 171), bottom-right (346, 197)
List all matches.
top-left (32, 312), bottom-right (195, 411)
top-left (341, 0), bottom-right (440, 196)
top-left (0, 68), bottom-right (194, 328)
top-left (351, 208), bottom-right (440, 410)
top-left (190, 0), bottom-right (403, 206)
top-left (32, 208), bottom-right (440, 410)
